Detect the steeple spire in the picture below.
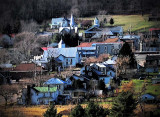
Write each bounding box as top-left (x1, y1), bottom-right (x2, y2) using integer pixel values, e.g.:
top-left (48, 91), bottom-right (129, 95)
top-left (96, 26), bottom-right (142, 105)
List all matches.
top-left (58, 38), bottom-right (65, 48)
top-left (70, 14), bottom-right (75, 27)
top-left (94, 17), bottom-right (100, 27)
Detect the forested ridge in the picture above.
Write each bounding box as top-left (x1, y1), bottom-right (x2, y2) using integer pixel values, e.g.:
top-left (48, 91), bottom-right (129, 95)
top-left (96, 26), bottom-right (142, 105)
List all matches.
top-left (0, 0), bottom-right (160, 33)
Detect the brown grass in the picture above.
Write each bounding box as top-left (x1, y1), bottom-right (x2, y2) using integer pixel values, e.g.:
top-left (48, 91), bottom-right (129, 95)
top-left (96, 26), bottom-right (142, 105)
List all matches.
top-left (0, 104), bottom-right (112, 117)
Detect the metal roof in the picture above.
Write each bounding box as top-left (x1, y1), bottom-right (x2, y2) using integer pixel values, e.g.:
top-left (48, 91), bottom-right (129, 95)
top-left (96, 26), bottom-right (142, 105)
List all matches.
top-left (44, 78), bottom-right (66, 85)
top-left (34, 87), bottom-right (57, 93)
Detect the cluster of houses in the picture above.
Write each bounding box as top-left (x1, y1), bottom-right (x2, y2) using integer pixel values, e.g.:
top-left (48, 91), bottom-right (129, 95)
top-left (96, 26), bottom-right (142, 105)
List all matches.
top-left (32, 14), bottom-right (160, 73)
top-left (18, 57), bottom-right (117, 105)
top-left (1, 14), bottom-right (160, 105)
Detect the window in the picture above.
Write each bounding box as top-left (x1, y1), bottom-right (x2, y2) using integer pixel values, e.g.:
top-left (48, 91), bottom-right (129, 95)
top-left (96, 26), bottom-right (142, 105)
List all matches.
top-left (66, 59), bottom-right (68, 65)
top-left (70, 59), bottom-right (72, 65)
top-left (57, 85), bottom-right (60, 90)
top-left (105, 46), bottom-right (107, 52)
top-left (97, 46), bottom-right (99, 50)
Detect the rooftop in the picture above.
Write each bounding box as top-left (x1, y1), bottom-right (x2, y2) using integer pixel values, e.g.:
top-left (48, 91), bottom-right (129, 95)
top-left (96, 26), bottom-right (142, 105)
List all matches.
top-left (77, 38), bottom-right (121, 47)
top-left (44, 78), bottom-right (66, 85)
top-left (34, 87), bottom-right (57, 93)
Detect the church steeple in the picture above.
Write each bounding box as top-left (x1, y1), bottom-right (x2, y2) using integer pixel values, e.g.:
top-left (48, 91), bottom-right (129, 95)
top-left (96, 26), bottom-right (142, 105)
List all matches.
top-left (94, 17), bottom-right (100, 27)
top-left (70, 14), bottom-right (76, 27)
top-left (58, 38), bottom-right (65, 48)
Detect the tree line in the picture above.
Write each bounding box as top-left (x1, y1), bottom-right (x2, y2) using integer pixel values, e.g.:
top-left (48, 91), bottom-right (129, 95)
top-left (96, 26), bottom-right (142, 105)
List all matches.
top-left (0, 0), bottom-right (160, 34)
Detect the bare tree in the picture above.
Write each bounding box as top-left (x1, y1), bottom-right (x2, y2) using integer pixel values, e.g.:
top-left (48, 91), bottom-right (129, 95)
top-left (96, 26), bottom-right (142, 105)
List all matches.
top-left (0, 84), bottom-right (19, 106)
top-left (116, 56), bottom-right (130, 76)
top-left (13, 32), bottom-right (39, 64)
top-left (85, 54), bottom-right (109, 65)
top-left (20, 20), bottom-right (38, 33)
top-left (0, 49), bottom-right (10, 64)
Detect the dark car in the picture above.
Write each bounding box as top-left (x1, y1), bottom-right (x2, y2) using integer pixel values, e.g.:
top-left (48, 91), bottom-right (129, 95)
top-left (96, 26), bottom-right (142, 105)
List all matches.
top-left (139, 74), bottom-right (146, 80)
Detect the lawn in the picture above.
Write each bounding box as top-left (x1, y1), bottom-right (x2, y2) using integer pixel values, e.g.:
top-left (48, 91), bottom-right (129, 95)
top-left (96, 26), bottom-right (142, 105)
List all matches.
top-left (111, 15), bottom-right (160, 32)
top-left (132, 79), bottom-right (144, 94)
top-left (145, 83), bottom-right (160, 96)
top-left (132, 79), bottom-right (160, 96)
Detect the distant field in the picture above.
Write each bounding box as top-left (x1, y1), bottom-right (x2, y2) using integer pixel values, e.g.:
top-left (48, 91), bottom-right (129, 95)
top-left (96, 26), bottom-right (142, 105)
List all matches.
top-left (78, 15), bottom-right (160, 33)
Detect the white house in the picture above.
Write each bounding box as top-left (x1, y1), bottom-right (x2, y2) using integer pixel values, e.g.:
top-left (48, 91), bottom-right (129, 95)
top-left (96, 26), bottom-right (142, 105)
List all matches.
top-left (31, 87), bottom-right (58, 105)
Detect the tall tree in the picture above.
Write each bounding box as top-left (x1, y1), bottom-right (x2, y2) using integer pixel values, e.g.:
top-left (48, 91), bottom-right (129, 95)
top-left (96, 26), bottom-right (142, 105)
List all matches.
top-left (98, 80), bottom-right (106, 91)
top-left (109, 18), bottom-right (114, 26)
top-left (119, 42), bottom-right (136, 67)
top-left (70, 104), bottom-right (85, 117)
top-left (43, 104), bottom-right (62, 117)
top-left (110, 91), bottom-right (137, 117)
top-left (85, 102), bottom-right (109, 117)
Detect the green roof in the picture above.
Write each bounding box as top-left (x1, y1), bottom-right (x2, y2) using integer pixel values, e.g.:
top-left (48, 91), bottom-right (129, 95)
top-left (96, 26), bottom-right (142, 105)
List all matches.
top-left (34, 87), bottom-right (57, 93)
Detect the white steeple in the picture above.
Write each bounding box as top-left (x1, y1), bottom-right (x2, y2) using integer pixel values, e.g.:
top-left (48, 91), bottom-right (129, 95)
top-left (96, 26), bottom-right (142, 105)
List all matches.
top-left (58, 38), bottom-right (65, 48)
top-left (70, 14), bottom-right (76, 27)
top-left (94, 17), bottom-right (100, 27)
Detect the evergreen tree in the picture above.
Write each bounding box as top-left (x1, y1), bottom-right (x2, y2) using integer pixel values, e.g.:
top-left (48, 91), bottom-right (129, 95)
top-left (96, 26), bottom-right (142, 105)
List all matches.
top-left (70, 104), bottom-right (85, 117)
top-left (110, 18), bottom-right (114, 25)
top-left (85, 102), bottom-right (109, 117)
top-left (98, 80), bottom-right (106, 91)
top-left (119, 42), bottom-right (136, 67)
top-left (72, 79), bottom-right (84, 89)
top-left (103, 18), bottom-right (107, 24)
top-left (110, 91), bottom-right (137, 117)
top-left (43, 105), bottom-right (62, 117)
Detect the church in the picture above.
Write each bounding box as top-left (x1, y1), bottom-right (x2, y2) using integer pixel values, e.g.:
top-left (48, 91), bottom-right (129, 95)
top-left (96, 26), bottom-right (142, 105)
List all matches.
top-left (51, 14), bottom-right (78, 35)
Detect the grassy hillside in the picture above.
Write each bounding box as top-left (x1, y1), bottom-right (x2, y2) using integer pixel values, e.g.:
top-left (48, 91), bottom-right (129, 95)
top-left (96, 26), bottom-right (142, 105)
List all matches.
top-left (111, 15), bottom-right (160, 33)
top-left (79, 15), bottom-right (160, 33)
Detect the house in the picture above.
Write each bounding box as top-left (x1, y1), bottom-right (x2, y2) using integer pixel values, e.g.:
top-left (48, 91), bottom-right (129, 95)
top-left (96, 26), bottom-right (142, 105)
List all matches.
top-left (94, 42), bottom-right (123, 56)
top-left (110, 26), bottom-right (123, 36)
top-left (43, 78), bottom-right (67, 95)
top-left (135, 52), bottom-right (160, 72)
top-left (63, 88), bottom-right (88, 102)
top-left (77, 38), bottom-right (123, 57)
top-left (77, 46), bottom-right (96, 58)
top-left (120, 35), bottom-right (140, 51)
top-left (18, 86), bottom-right (59, 105)
top-left (36, 40), bottom-right (81, 70)
top-left (84, 26), bottom-right (102, 39)
top-left (145, 55), bottom-right (160, 72)
top-left (152, 78), bottom-right (160, 84)
top-left (84, 17), bottom-right (123, 39)
top-left (0, 63), bottom-right (47, 80)
top-left (140, 93), bottom-right (156, 103)
top-left (31, 87), bottom-right (58, 105)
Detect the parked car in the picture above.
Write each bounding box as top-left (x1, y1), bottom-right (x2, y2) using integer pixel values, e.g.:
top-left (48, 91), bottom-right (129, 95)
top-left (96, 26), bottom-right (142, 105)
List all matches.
top-left (139, 74), bottom-right (146, 80)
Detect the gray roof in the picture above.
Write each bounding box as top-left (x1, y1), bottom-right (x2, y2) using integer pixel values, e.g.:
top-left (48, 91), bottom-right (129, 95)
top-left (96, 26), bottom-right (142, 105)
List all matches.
top-left (44, 78), bottom-right (66, 85)
top-left (45, 47), bottom-right (78, 58)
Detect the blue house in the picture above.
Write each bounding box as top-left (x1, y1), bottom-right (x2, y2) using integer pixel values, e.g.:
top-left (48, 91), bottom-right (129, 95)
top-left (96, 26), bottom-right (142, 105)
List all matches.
top-left (30, 87), bottom-right (58, 105)
top-left (40, 40), bottom-right (81, 70)
top-left (51, 18), bottom-right (66, 29)
top-left (140, 93), bottom-right (156, 102)
top-left (99, 76), bottom-right (113, 89)
top-left (43, 78), bottom-right (67, 95)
